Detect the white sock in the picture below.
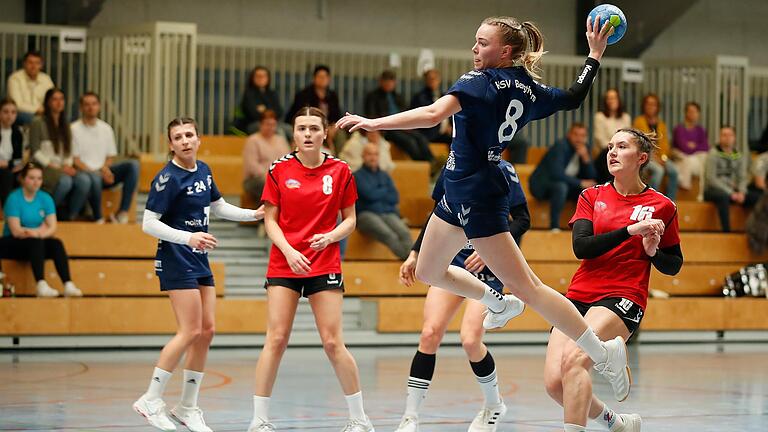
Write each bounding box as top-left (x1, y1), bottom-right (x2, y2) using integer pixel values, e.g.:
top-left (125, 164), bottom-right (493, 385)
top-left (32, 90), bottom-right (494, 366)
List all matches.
top-left (180, 369), bottom-right (204, 408)
top-left (475, 368), bottom-right (502, 407)
top-left (576, 328), bottom-right (607, 364)
top-left (344, 391), bottom-right (366, 421)
top-left (252, 395), bottom-right (271, 423)
top-left (146, 367), bottom-right (172, 400)
top-left (404, 377), bottom-right (430, 418)
top-left (480, 287), bottom-right (506, 313)
top-left (593, 403), bottom-right (625, 431)
top-left (564, 424), bottom-right (587, 432)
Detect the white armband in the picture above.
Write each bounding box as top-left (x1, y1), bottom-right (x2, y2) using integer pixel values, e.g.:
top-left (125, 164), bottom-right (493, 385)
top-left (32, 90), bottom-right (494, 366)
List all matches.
top-left (142, 209), bottom-right (192, 245)
top-left (210, 197), bottom-right (257, 222)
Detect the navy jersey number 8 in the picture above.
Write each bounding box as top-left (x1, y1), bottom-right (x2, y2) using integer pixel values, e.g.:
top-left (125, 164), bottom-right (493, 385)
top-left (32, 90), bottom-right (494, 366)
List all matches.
top-left (498, 99), bottom-right (524, 144)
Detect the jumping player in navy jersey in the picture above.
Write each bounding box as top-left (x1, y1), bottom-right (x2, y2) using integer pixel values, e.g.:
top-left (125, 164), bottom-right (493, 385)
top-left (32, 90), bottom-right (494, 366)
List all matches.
top-left (248, 107), bottom-right (374, 432)
top-left (338, 16), bottom-right (633, 402)
top-left (133, 117), bottom-right (262, 432)
top-left (394, 160), bottom-right (529, 432)
top-left (544, 129), bottom-right (682, 432)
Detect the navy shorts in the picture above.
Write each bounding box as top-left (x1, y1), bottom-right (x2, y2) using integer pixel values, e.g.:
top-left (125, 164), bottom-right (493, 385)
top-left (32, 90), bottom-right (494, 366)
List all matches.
top-left (159, 275), bottom-right (215, 291)
top-left (569, 297), bottom-right (645, 335)
top-left (265, 273), bottom-right (344, 297)
top-left (433, 195), bottom-right (510, 239)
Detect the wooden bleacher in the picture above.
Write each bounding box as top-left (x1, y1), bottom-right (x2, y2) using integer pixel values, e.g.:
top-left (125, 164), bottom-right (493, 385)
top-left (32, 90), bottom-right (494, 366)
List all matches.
top-left (198, 135), bottom-right (246, 157)
top-left (344, 227), bottom-right (768, 333)
top-left (0, 222), bottom-right (234, 336)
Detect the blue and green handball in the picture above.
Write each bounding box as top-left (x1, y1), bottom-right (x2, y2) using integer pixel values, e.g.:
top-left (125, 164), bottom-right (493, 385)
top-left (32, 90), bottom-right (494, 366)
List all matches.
top-left (589, 4), bottom-right (627, 45)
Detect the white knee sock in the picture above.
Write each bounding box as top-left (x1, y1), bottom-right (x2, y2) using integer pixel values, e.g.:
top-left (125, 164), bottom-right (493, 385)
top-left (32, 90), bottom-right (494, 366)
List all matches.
top-left (480, 286), bottom-right (506, 313)
top-left (593, 403), bottom-right (625, 431)
top-left (576, 328), bottom-right (607, 364)
top-left (145, 367), bottom-right (172, 400)
top-left (252, 395), bottom-right (271, 423)
top-left (404, 377), bottom-right (430, 418)
top-left (180, 369), bottom-right (204, 408)
top-left (344, 391), bottom-right (366, 420)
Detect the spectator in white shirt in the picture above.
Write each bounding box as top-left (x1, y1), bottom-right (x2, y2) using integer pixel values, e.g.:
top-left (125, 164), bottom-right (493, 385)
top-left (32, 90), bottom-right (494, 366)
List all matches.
top-left (72, 92), bottom-right (139, 223)
top-left (7, 51), bottom-right (54, 125)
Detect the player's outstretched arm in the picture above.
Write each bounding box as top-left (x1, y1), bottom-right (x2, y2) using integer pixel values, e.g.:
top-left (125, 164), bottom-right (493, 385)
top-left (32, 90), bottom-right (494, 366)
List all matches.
top-left (337, 94), bottom-right (461, 133)
top-left (210, 197), bottom-right (263, 221)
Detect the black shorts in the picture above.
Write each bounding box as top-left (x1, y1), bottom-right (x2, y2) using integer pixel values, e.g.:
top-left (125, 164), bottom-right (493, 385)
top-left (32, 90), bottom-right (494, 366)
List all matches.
top-left (569, 297), bottom-right (645, 335)
top-left (265, 273), bottom-right (344, 297)
top-left (433, 195), bottom-right (511, 239)
top-left (159, 275), bottom-right (215, 291)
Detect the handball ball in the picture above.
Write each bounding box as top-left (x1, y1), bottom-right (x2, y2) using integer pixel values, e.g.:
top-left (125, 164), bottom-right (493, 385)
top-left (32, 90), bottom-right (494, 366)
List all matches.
top-left (589, 4), bottom-right (627, 45)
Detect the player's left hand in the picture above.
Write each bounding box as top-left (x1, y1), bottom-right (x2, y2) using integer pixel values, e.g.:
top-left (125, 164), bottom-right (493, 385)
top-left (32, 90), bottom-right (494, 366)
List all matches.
top-left (253, 205), bottom-right (265, 221)
top-left (464, 251), bottom-right (486, 273)
top-left (642, 232), bottom-right (661, 256)
top-left (309, 233), bottom-right (333, 251)
top-left (336, 112), bottom-right (378, 133)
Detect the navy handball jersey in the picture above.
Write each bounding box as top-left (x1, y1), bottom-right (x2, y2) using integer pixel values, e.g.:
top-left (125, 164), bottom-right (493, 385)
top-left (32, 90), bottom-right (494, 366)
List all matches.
top-left (145, 160), bottom-right (222, 279)
top-left (445, 59), bottom-right (599, 202)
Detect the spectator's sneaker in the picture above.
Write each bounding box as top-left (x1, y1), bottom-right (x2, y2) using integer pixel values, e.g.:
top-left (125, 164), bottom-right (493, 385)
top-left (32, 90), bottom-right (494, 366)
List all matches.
top-left (64, 281), bottom-right (83, 297)
top-left (116, 211), bottom-right (130, 224)
top-left (482, 295), bottom-right (525, 330)
top-left (95, 218), bottom-right (106, 224)
top-left (594, 336), bottom-right (632, 402)
top-left (36, 280), bottom-right (59, 297)
top-left (468, 401), bottom-right (507, 431)
top-left (340, 416), bottom-right (375, 432)
top-left (615, 413), bottom-right (642, 432)
top-left (170, 405), bottom-right (212, 432)
top-left (133, 394), bottom-right (176, 431)
top-left (247, 419), bottom-right (276, 432)
top-left (394, 416), bottom-right (418, 432)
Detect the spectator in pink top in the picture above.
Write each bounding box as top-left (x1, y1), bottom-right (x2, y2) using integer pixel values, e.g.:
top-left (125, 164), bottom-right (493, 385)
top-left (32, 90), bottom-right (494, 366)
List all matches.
top-left (672, 102), bottom-right (709, 191)
top-left (242, 110), bottom-right (291, 202)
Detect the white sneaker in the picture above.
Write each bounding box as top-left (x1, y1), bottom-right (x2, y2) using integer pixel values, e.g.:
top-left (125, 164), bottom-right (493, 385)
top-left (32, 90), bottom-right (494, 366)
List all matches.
top-left (247, 419), bottom-right (276, 432)
top-left (340, 416), bottom-right (375, 432)
top-left (36, 280), bottom-right (59, 297)
top-left (482, 295), bottom-right (525, 330)
top-left (468, 401), bottom-right (507, 432)
top-left (94, 218), bottom-right (106, 225)
top-left (614, 413), bottom-right (642, 432)
top-left (171, 405), bottom-right (212, 432)
top-left (394, 415), bottom-right (418, 432)
top-left (116, 211), bottom-right (130, 224)
top-left (594, 336), bottom-right (632, 402)
top-left (63, 281), bottom-right (83, 297)
top-left (133, 395), bottom-right (177, 431)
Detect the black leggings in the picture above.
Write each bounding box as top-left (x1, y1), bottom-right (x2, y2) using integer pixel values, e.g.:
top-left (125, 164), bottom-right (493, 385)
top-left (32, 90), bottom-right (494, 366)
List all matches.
top-left (0, 237), bottom-right (72, 282)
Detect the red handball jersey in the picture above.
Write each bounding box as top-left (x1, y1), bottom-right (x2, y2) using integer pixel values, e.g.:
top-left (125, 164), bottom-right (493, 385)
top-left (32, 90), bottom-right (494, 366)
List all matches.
top-left (262, 152), bottom-right (357, 278)
top-left (567, 184), bottom-right (680, 309)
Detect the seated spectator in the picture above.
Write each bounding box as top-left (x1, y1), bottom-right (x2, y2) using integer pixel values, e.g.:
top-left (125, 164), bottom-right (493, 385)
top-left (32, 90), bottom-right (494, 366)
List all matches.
top-left (71, 92), bottom-right (140, 224)
top-left (233, 66), bottom-right (290, 137)
top-left (593, 88), bottom-right (631, 183)
top-left (1, 98), bottom-right (24, 206)
top-left (29, 88), bottom-right (89, 220)
top-left (529, 123), bottom-right (597, 231)
top-left (365, 70), bottom-right (435, 166)
top-left (751, 150), bottom-right (767, 193)
top-left (410, 69), bottom-right (452, 143)
top-left (703, 126), bottom-right (761, 232)
top-left (353, 143), bottom-right (412, 260)
top-left (672, 102), bottom-right (709, 191)
top-left (242, 110), bottom-right (291, 203)
top-left (0, 162), bottom-right (81, 297)
top-left (634, 93), bottom-right (678, 200)
top-left (6, 51), bottom-right (54, 125)
top-left (339, 130), bottom-right (394, 173)
top-left (285, 65), bottom-right (344, 149)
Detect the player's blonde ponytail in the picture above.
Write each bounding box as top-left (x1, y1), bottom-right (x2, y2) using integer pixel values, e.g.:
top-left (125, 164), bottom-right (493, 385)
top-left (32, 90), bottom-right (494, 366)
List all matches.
top-left (481, 17), bottom-right (547, 79)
